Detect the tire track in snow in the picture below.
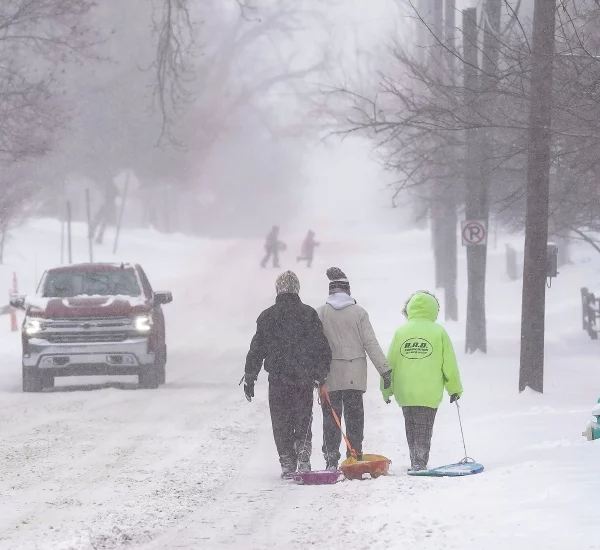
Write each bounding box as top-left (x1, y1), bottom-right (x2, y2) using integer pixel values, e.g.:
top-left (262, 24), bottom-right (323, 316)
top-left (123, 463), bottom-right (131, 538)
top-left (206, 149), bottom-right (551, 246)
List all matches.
top-left (141, 386), bottom-right (458, 550)
top-left (137, 406), bottom-right (286, 549)
top-left (0, 346), bottom-right (262, 548)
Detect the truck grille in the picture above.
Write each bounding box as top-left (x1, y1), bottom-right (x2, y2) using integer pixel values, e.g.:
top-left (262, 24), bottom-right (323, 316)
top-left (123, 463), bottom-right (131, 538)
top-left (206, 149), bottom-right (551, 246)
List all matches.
top-left (44, 318), bottom-right (131, 329)
top-left (45, 332), bottom-right (130, 344)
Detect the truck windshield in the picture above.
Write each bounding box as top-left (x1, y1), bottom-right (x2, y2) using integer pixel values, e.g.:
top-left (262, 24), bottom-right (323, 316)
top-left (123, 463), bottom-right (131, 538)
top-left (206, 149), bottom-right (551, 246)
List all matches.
top-left (42, 269), bottom-right (142, 298)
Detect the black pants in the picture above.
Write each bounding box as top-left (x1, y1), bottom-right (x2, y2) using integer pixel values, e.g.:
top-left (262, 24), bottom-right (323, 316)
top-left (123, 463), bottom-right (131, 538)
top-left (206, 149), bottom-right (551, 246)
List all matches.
top-left (402, 406), bottom-right (437, 468)
top-left (269, 383), bottom-right (313, 465)
top-left (261, 246), bottom-right (279, 268)
top-left (321, 389), bottom-right (364, 463)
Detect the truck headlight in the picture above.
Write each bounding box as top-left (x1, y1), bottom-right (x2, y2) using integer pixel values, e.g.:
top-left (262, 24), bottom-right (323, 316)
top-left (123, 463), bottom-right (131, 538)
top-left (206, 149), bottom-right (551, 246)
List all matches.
top-left (134, 315), bottom-right (152, 333)
top-left (24, 317), bottom-right (44, 336)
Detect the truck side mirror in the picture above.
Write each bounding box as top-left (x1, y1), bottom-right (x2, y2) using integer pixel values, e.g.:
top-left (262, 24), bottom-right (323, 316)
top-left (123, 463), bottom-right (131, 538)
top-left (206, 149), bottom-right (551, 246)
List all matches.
top-left (9, 295), bottom-right (26, 311)
top-left (154, 291), bottom-right (173, 305)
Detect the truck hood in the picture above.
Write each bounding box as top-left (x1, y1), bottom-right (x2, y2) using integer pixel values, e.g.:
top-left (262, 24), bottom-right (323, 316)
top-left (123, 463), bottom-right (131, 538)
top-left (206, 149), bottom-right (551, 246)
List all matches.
top-left (27, 295), bottom-right (150, 319)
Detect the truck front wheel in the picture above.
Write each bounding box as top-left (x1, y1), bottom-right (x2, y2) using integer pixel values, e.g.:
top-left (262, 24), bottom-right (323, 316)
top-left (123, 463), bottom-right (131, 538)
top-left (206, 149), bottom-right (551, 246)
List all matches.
top-left (157, 345), bottom-right (167, 385)
top-left (42, 373), bottom-right (55, 389)
top-left (23, 364), bottom-right (43, 393)
top-left (139, 365), bottom-right (160, 389)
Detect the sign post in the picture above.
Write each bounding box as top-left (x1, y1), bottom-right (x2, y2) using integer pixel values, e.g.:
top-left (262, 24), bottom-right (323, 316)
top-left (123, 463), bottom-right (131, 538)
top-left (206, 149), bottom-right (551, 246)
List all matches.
top-left (9, 272), bottom-right (18, 332)
top-left (462, 220), bottom-right (488, 246)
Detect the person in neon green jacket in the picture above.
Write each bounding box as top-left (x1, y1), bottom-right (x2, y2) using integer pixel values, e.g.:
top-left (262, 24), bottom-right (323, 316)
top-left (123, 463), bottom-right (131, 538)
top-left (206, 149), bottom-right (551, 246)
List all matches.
top-left (382, 291), bottom-right (463, 471)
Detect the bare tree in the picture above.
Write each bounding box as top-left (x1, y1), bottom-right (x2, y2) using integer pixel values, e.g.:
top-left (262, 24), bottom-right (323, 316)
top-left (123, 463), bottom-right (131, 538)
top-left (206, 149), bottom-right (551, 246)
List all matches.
top-left (0, 0), bottom-right (98, 241)
top-left (152, 0), bottom-right (195, 145)
top-left (0, 164), bottom-right (36, 263)
top-left (324, 0), bottom-right (600, 378)
top-left (151, 0), bottom-right (332, 145)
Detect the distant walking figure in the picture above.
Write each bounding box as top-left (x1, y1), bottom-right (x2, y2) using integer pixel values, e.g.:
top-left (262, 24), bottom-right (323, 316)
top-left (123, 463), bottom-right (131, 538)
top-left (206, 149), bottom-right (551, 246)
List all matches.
top-left (261, 226), bottom-right (285, 268)
top-left (297, 230), bottom-right (319, 268)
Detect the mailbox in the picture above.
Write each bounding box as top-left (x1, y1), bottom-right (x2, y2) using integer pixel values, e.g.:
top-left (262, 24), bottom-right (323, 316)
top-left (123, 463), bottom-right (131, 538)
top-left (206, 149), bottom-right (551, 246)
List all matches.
top-left (546, 242), bottom-right (559, 279)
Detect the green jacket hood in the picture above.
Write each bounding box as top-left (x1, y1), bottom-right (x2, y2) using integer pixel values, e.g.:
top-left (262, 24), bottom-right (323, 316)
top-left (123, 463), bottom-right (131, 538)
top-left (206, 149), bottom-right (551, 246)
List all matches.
top-left (406, 292), bottom-right (439, 321)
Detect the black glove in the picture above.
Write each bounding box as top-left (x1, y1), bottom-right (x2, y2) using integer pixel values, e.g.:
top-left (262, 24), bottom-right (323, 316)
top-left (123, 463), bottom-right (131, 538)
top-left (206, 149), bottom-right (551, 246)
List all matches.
top-left (382, 370), bottom-right (392, 390)
top-left (244, 380), bottom-right (255, 402)
top-left (450, 393), bottom-right (460, 403)
top-left (240, 375), bottom-right (255, 402)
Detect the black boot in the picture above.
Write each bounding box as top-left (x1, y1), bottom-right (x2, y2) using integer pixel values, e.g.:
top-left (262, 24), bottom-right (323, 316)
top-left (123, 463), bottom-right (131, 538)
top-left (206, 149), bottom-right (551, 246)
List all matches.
top-left (324, 450), bottom-right (340, 471)
top-left (325, 459), bottom-right (339, 471)
top-left (295, 441), bottom-right (312, 473)
top-left (280, 454), bottom-right (296, 479)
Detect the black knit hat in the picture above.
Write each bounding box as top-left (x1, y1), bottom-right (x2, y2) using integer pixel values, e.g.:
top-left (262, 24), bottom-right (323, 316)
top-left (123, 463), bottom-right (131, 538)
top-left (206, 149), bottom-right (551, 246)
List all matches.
top-left (327, 267), bottom-right (350, 295)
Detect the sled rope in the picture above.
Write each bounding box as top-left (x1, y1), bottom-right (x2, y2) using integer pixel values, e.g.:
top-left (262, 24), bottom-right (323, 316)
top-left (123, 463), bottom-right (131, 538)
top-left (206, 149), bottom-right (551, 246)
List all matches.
top-left (455, 401), bottom-right (474, 463)
top-left (320, 388), bottom-right (357, 460)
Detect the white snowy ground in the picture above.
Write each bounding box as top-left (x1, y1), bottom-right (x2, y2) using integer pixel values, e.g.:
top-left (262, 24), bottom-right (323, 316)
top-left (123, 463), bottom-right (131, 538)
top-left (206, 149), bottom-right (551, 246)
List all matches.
top-left (0, 218), bottom-right (599, 550)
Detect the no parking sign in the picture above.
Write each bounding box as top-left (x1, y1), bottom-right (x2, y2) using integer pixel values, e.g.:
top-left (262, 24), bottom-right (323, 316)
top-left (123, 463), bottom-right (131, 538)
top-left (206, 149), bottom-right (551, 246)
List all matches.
top-left (461, 220), bottom-right (488, 246)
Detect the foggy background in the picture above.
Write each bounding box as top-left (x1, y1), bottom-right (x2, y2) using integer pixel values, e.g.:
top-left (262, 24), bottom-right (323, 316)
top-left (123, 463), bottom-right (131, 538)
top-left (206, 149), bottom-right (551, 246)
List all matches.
top-left (1, 0), bottom-right (416, 241)
top-left (1, 0), bottom-right (545, 242)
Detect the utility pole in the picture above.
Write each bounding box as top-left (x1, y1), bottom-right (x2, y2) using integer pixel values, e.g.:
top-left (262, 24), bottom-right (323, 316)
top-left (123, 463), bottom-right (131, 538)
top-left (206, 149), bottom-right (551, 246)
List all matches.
top-left (66, 201), bottom-right (73, 264)
top-left (416, 0), bottom-right (429, 64)
top-left (431, 0), bottom-right (444, 290)
top-left (463, 0), bottom-right (501, 353)
top-left (445, 0), bottom-right (455, 47)
top-left (441, 0), bottom-right (458, 322)
top-left (60, 182), bottom-right (65, 265)
top-left (85, 189), bottom-right (94, 263)
top-left (519, 0), bottom-right (557, 393)
top-left (463, 6), bottom-right (479, 347)
top-left (429, 0), bottom-right (459, 321)
top-left (60, 212), bottom-right (65, 265)
top-left (113, 172), bottom-right (130, 255)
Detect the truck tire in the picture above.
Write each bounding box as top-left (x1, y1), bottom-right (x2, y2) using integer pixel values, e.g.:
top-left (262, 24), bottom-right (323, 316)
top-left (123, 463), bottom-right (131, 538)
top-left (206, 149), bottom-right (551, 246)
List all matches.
top-left (42, 373), bottom-right (55, 389)
top-left (139, 365), bottom-right (160, 389)
top-left (23, 364), bottom-right (43, 393)
top-left (158, 346), bottom-right (167, 385)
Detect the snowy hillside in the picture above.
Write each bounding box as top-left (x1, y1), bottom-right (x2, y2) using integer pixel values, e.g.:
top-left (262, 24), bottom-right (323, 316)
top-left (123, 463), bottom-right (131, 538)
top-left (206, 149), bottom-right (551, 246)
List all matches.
top-left (0, 218), bottom-right (599, 549)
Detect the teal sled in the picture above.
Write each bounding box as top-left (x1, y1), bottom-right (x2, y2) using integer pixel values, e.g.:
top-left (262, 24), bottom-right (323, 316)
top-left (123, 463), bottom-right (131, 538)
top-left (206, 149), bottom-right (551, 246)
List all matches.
top-left (408, 461), bottom-right (484, 477)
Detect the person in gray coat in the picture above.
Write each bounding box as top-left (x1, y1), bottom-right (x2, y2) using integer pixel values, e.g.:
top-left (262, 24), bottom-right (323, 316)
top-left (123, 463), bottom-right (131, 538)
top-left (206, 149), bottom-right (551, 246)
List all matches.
top-left (317, 267), bottom-right (392, 469)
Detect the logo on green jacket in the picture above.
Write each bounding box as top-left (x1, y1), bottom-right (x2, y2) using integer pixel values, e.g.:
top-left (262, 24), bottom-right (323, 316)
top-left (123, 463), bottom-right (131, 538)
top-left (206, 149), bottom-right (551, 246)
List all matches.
top-left (401, 338), bottom-right (433, 359)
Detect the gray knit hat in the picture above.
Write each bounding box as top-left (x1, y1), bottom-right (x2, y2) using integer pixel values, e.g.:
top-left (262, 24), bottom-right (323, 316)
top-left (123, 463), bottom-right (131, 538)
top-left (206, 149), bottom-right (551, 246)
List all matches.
top-left (276, 270), bottom-right (300, 295)
top-left (327, 267), bottom-right (350, 294)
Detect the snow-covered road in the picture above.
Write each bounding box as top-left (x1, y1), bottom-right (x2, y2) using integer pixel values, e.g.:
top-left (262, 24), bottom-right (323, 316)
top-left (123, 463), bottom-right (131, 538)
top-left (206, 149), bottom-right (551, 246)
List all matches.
top-left (0, 220), bottom-right (599, 549)
top-left (0, 223), bottom-right (272, 549)
top-left (0, 343), bottom-right (261, 548)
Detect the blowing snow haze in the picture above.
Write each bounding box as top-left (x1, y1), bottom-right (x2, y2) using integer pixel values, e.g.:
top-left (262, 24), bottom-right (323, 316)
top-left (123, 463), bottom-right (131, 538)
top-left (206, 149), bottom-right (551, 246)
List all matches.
top-left (19, 0), bottom-right (400, 239)
top-left (0, 0), bottom-right (599, 549)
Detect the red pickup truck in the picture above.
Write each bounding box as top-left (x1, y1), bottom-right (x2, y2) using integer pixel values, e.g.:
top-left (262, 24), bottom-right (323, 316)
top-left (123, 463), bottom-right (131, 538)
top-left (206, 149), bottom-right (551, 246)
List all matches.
top-left (11, 263), bottom-right (172, 392)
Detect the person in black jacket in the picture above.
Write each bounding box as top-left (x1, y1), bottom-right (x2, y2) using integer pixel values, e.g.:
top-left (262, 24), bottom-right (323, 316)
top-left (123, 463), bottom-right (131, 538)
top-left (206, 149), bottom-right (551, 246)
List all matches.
top-left (260, 226), bottom-right (284, 268)
top-left (242, 271), bottom-right (332, 478)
